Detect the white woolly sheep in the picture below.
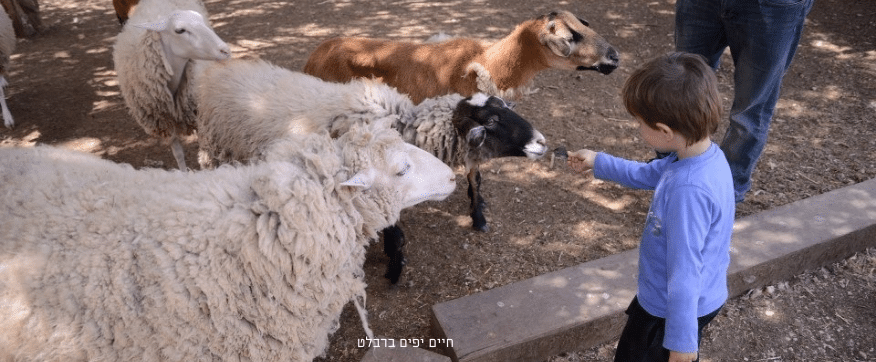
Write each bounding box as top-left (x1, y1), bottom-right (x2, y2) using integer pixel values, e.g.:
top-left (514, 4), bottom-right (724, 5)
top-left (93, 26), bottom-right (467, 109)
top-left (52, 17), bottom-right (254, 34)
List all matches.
top-left (302, 10), bottom-right (619, 104)
top-left (194, 58), bottom-right (547, 283)
top-left (0, 5), bottom-right (15, 129)
top-left (113, 0), bottom-right (230, 170)
top-left (0, 121), bottom-right (456, 361)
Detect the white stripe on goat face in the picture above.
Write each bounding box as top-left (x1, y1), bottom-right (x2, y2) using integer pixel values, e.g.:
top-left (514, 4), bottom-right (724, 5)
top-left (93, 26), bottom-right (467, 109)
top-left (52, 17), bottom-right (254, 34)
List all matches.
top-left (524, 130), bottom-right (547, 160)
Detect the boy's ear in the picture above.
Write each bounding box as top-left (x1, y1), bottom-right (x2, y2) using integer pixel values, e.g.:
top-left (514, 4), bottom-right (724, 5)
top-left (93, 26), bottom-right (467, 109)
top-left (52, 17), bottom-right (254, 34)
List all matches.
top-left (654, 122), bottom-right (674, 140)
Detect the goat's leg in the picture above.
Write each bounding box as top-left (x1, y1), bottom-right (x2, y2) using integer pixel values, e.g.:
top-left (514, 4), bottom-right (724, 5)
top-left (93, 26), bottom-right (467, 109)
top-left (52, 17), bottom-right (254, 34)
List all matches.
top-left (381, 224), bottom-right (406, 284)
top-left (467, 167), bottom-right (488, 232)
top-left (169, 134), bottom-right (188, 171)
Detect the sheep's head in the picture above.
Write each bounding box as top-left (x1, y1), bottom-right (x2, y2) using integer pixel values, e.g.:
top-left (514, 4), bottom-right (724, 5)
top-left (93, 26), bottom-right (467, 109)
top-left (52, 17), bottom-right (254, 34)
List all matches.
top-left (258, 122), bottom-right (455, 237)
top-left (536, 10), bottom-right (619, 75)
top-left (452, 93), bottom-right (547, 168)
top-left (338, 121), bottom-right (457, 211)
top-left (134, 10), bottom-right (231, 63)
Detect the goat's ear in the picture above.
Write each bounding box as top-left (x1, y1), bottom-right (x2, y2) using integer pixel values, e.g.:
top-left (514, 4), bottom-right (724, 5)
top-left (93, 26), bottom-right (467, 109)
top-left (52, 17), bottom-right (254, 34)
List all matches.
top-left (541, 22), bottom-right (573, 57)
top-left (340, 168), bottom-right (376, 189)
top-left (577, 17), bottom-right (590, 27)
top-left (466, 126), bottom-right (487, 149)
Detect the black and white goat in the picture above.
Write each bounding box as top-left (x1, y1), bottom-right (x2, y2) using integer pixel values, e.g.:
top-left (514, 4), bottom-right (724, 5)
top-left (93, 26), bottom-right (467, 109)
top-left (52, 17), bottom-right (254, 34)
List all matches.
top-left (194, 59), bottom-right (547, 283)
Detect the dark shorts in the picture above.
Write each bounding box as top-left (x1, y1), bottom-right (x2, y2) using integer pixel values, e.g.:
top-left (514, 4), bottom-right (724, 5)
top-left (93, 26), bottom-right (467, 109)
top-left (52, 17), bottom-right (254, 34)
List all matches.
top-left (614, 297), bottom-right (722, 362)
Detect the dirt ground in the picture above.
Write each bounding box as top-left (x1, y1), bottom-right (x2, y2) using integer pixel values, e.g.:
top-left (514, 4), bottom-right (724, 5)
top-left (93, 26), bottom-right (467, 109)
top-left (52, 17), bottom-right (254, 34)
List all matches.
top-left (2, 0), bottom-right (874, 361)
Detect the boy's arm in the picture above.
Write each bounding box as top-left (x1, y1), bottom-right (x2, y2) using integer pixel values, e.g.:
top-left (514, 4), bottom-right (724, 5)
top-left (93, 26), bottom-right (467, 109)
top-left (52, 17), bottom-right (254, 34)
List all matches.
top-left (569, 149), bottom-right (666, 190)
top-left (662, 185), bottom-right (713, 354)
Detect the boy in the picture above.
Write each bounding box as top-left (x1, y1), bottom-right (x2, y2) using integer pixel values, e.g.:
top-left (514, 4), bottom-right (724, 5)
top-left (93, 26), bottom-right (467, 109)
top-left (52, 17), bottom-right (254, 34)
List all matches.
top-left (568, 52), bottom-right (734, 362)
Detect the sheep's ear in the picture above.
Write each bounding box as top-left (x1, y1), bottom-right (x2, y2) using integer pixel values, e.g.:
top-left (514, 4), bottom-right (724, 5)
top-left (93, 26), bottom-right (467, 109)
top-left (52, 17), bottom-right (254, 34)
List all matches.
top-left (340, 169), bottom-right (376, 189)
top-left (133, 18), bottom-right (170, 32)
top-left (466, 126), bottom-right (487, 149)
top-left (541, 22), bottom-right (573, 57)
top-left (136, 18), bottom-right (175, 76)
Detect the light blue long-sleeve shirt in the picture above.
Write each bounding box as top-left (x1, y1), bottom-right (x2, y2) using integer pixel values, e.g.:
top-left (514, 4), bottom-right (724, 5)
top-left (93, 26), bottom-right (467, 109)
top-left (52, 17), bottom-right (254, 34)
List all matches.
top-left (593, 143), bottom-right (734, 353)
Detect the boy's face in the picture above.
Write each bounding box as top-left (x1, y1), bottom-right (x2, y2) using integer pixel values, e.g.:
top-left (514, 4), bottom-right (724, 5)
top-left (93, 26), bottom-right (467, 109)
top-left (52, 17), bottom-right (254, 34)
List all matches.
top-left (636, 118), bottom-right (674, 153)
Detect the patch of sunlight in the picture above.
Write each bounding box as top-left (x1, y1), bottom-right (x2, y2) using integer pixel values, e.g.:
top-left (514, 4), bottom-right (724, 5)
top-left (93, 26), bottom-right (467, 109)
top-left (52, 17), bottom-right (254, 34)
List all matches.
top-left (510, 234), bottom-right (537, 246)
top-left (542, 241), bottom-right (584, 255)
top-left (811, 39), bottom-right (852, 55)
top-left (387, 26), bottom-right (435, 38)
top-left (94, 90), bottom-right (119, 97)
top-left (85, 47), bottom-right (110, 55)
top-left (296, 23), bottom-right (342, 37)
top-left (775, 98), bottom-right (815, 118)
top-left (0, 130), bottom-right (40, 147)
top-left (91, 99), bottom-right (121, 113)
top-left (234, 39), bottom-right (277, 52)
top-left (54, 51), bottom-right (71, 59)
top-left (604, 11), bottom-right (625, 20)
top-left (571, 220), bottom-right (624, 240)
top-left (576, 188), bottom-right (639, 213)
top-left (59, 137), bottom-right (102, 153)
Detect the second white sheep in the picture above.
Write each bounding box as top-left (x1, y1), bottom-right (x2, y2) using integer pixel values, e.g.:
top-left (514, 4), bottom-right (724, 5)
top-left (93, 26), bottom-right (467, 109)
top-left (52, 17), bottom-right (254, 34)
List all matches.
top-left (113, 0), bottom-right (230, 170)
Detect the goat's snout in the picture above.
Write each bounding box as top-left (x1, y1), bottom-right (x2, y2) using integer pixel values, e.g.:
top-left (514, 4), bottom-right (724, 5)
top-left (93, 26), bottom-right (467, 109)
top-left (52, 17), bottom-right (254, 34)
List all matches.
top-left (598, 47), bottom-right (620, 74)
top-left (577, 46), bottom-right (619, 74)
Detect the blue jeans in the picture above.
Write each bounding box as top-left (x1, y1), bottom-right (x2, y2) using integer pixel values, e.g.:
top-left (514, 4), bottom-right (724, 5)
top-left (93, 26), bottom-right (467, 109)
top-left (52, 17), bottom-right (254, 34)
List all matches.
top-left (675, 0), bottom-right (814, 202)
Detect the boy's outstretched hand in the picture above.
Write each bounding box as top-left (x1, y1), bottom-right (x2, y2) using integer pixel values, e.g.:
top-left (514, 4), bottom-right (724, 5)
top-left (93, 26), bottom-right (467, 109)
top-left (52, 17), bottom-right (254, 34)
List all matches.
top-left (669, 351), bottom-right (698, 362)
top-left (568, 149), bottom-right (597, 174)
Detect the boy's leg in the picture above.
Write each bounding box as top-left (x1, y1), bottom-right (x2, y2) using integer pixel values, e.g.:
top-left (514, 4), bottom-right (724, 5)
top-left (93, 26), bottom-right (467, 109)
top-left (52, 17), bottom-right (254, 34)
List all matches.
top-left (614, 297), bottom-right (724, 362)
top-left (614, 297), bottom-right (669, 362)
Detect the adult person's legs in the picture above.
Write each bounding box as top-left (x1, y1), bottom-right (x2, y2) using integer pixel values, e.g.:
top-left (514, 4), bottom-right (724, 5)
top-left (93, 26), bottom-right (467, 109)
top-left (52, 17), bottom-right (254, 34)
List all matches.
top-left (675, 0), bottom-right (814, 203)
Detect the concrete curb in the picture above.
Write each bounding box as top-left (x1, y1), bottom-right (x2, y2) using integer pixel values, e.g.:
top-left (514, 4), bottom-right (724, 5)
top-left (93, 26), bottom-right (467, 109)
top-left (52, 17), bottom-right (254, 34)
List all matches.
top-left (430, 178), bottom-right (876, 362)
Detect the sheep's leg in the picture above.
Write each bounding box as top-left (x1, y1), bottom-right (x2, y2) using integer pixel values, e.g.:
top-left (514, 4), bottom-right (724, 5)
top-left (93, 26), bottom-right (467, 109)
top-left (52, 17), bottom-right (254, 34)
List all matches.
top-left (381, 224), bottom-right (406, 284)
top-left (467, 167), bottom-right (488, 232)
top-left (0, 77), bottom-right (14, 129)
top-left (169, 134), bottom-right (188, 171)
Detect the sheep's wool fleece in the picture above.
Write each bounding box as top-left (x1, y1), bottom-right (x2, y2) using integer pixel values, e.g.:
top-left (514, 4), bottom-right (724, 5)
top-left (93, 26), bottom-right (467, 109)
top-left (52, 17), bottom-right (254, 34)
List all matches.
top-left (0, 7), bottom-right (14, 74)
top-left (196, 59), bottom-right (409, 165)
top-left (196, 58), bottom-right (466, 169)
top-left (0, 137), bottom-right (390, 361)
top-left (112, 0), bottom-right (206, 138)
top-left (396, 92), bottom-right (465, 167)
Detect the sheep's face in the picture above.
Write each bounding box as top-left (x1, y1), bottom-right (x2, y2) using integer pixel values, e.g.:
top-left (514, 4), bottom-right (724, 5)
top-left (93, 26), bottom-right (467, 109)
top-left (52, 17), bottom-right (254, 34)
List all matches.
top-left (137, 10), bottom-right (231, 61)
top-left (536, 10), bottom-right (619, 75)
top-left (343, 141), bottom-right (456, 210)
top-left (452, 94), bottom-right (547, 165)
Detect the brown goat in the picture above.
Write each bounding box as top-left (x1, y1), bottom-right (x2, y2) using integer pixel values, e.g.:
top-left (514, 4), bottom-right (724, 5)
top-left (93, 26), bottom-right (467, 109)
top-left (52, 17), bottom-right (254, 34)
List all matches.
top-left (113, 0), bottom-right (138, 24)
top-left (303, 10), bottom-right (619, 104)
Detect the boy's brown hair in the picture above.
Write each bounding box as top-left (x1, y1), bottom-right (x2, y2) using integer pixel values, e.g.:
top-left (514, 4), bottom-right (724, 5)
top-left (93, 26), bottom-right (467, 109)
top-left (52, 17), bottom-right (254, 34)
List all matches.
top-left (621, 52), bottom-right (722, 146)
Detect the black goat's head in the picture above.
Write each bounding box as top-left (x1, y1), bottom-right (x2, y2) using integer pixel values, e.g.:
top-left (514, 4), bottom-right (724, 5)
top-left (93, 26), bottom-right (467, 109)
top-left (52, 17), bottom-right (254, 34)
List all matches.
top-left (452, 93), bottom-right (547, 166)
